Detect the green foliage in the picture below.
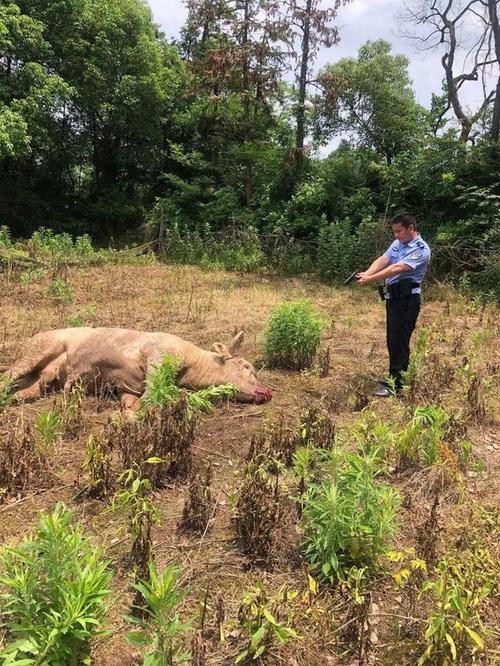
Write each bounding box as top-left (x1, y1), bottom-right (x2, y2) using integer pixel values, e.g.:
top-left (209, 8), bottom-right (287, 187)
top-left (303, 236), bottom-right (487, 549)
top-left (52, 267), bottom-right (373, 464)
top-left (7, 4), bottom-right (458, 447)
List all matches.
top-left (395, 406), bottom-right (449, 470)
top-left (0, 502), bottom-right (112, 665)
top-left (300, 447), bottom-right (399, 583)
top-left (315, 40), bottom-right (427, 162)
top-left (0, 376), bottom-right (14, 412)
top-left (264, 300), bottom-right (324, 370)
top-left (33, 409), bottom-right (61, 453)
top-left (236, 584), bottom-right (300, 664)
top-left (142, 354), bottom-right (237, 415)
top-left (126, 562), bottom-right (190, 665)
top-left (47, 277), bottom-right (74, 304)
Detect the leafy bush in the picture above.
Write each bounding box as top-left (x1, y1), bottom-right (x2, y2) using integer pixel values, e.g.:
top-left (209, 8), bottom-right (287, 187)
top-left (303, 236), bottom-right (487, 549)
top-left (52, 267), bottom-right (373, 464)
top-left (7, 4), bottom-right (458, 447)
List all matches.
top-left (0, 503), bottom-right (112, 664)
top-left (127, 561), bottom-right (190, 664)
top-left (264, 300), bottom-right (324, 370)
top-left (300, 448), bottom-right (399, 583)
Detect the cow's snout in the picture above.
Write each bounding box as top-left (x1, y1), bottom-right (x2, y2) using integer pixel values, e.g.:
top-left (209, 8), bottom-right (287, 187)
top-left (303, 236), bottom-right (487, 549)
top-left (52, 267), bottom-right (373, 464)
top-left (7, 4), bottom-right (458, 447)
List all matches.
top-left (255, 386), bottom-right (272, 403)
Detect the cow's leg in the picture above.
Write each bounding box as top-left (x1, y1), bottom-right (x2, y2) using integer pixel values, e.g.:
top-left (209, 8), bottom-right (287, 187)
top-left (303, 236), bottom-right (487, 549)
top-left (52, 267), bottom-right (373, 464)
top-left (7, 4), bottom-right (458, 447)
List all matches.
top-left (121, 393), bottom-right (142, 422)
top-left (14, 380), bottom-right (43, 402)
top-left (12, 355), bottom-right (66, 402)
top-left (8, 334), bottom-right (66, 389)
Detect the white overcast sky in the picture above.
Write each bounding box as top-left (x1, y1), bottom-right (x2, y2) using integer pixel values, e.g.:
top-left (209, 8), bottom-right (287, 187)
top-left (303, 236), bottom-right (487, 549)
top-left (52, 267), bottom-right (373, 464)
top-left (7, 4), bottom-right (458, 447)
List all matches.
top-left (150, 0), bottom-right (488, 111)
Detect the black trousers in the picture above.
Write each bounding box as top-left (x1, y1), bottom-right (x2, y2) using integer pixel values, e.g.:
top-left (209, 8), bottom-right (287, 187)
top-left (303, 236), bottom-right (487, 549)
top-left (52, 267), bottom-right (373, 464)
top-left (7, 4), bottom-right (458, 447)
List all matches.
top-left (386, 294), bottom-right (421, 389)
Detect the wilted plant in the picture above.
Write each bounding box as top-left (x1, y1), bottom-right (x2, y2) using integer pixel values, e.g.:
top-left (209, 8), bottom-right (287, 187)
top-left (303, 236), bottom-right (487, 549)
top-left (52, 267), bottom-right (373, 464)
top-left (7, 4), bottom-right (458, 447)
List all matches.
top-left (295, 405), bottom-right (336, 451)
top-left (179, 465), bottom-right (216, 535)
top-left (264, 300), bottom-right (324, 370)
top-left (0, 415), bottom-right (52, 502)
top-left (316, 345), bottom-right (331, 377)
top-left (234, 459), bottom-right (282, 564)
top-left (33, 408), bottom-right (61, 454)
top-left (110, 395), bottom-right (195, 487)
top-left (246, 415), bottom-right (296, 469)
top-left (109, 465), bottom-right (160, 581)
top-left (419, 546), bottom-right (497, 665)
top-left (236, 583), bottom-right (300, 664)
top-left (126, 561), bottom-right (190, 665)
top-left (300, 447), bottom-right (400, 583)
top-left (0, 503), bottom-right (112, 665)
top-left (55, 382), bottom-right (84, 439)
top-left (83, 433), bottom-right (113, 499)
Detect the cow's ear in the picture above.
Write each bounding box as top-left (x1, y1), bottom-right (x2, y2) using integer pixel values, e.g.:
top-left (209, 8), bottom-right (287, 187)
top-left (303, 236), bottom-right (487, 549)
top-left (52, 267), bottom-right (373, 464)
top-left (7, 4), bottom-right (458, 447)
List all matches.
top-left (228, 330), bottom-right (244, 355)
top-left (212, 342), bottom-right (231, 360)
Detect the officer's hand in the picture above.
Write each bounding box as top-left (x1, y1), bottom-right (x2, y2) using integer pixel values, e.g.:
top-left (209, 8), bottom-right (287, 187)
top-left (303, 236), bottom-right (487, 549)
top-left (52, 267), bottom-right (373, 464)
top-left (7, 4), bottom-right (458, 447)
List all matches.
top-left (356, 272), bottom-right (372, 286)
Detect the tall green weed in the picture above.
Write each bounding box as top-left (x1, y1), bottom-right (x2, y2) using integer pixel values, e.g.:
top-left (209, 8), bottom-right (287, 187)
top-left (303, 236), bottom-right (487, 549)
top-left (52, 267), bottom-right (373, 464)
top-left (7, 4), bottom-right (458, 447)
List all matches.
top-left (0, 503), bottom-right (112, 665)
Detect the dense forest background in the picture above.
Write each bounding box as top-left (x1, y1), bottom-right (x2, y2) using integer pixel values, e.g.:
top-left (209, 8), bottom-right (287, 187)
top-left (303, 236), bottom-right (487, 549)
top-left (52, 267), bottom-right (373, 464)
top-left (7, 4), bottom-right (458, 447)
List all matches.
top-left (1, 0), bottom-right (499, 292)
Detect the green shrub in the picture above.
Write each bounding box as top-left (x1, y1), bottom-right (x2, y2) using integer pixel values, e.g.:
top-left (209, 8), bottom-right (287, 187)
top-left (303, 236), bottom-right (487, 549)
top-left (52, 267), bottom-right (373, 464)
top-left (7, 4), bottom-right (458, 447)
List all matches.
top-left (127, 561), bottom-right (190, 664)
top-left (300, 448), bottom-right (399, 583)
top-left (264, 300), bottom-right (324, 370)
top-left (0, 503), bottom-right (112, 664)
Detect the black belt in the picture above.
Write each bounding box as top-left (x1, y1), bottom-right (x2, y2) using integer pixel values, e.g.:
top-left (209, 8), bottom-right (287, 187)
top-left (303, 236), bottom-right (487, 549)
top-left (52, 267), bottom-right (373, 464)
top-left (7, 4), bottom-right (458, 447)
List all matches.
top-left (378, 279), bottom-right (420, 301)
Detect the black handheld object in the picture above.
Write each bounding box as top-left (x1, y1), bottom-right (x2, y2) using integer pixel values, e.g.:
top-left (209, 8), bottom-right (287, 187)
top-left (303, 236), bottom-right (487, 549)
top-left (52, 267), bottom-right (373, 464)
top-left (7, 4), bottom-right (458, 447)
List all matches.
top-left (343, 270), bottom-right (359, 286)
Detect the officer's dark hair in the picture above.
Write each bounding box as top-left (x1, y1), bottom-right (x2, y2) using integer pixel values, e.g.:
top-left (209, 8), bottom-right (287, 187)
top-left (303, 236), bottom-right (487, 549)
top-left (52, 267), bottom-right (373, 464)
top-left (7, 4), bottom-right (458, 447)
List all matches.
top-left (390, 212), bottom-right (417, 230)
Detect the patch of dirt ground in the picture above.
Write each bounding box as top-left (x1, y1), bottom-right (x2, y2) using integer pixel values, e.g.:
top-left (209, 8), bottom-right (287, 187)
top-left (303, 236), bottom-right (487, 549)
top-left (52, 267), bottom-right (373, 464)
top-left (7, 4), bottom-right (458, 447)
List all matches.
top-left (0, 262), bottom-right (499, 665)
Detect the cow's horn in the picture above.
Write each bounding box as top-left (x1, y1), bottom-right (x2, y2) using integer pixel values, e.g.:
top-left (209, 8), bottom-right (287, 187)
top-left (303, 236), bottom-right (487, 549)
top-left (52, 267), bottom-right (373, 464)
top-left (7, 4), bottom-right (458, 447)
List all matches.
top-left (228, 330), bottom-right (244, 355)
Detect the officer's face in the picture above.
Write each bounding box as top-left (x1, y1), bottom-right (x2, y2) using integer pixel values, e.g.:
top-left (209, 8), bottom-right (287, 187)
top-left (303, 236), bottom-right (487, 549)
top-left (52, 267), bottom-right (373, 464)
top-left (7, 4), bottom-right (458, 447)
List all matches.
top-left (391, 222), bottom-right (414, 244)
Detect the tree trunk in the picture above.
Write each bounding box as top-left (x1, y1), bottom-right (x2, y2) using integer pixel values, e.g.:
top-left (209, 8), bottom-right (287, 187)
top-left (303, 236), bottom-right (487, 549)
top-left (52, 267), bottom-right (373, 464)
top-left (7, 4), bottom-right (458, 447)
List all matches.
top-left (296, 0), bottom-right (312, 161)
top-left (489, 0), bottom-right (500, 143)
top-left (241, 0), bottom-right (253, 207)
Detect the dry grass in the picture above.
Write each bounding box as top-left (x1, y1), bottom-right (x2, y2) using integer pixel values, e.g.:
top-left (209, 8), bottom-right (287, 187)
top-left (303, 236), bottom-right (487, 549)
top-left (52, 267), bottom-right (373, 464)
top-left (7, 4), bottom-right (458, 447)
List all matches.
top-left (0, 261), bottom-right (499, 665)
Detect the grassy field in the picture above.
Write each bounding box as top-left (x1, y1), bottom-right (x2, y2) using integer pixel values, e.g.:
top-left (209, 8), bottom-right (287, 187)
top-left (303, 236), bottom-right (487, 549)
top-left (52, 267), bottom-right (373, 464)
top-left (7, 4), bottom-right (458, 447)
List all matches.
top-left (0, 259), bottom-right (499, 665)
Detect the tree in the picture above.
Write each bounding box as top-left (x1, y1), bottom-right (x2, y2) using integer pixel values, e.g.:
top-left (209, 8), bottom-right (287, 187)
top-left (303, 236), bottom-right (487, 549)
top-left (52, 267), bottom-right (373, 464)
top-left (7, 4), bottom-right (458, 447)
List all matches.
top-left (283, 0), bottom-right (351, 167)
top-left (180, 0), bottom-right (291, 207)
top-left (488, 0), bottom-right (500, 143)
top-left (314, 40), bottom-right (426, 163)
top-left (400, 0), bottom-right (499, 143)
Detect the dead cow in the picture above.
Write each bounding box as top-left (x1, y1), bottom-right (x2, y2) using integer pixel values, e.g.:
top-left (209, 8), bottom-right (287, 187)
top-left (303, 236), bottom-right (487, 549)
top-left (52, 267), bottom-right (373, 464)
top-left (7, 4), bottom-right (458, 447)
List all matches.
top-left (2, 328), bottom-right (272, 418)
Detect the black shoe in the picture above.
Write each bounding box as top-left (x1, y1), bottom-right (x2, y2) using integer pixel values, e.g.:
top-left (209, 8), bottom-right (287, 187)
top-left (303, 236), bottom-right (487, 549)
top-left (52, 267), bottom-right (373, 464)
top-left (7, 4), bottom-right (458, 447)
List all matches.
top-left (373, 385), bottom-right (395, 398)
top-left (377, 377), bottom-right (391, 387)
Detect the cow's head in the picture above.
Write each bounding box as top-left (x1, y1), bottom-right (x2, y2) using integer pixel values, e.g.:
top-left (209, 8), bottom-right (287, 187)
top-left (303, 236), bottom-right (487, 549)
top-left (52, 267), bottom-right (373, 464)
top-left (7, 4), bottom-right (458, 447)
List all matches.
top-left (210, 331), bottom-right (272, 404)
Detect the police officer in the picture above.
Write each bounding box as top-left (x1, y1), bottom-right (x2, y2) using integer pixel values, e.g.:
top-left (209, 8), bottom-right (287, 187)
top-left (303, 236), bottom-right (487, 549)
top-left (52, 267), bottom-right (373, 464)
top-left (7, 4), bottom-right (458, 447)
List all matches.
top-left (356, 213), bottom-right (431, 397)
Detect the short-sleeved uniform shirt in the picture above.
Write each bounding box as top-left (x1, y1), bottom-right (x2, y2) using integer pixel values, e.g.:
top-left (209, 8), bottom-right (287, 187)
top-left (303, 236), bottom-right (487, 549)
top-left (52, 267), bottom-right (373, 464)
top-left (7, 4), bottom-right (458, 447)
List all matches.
top-left (383, 235), bottom-right (431, 295)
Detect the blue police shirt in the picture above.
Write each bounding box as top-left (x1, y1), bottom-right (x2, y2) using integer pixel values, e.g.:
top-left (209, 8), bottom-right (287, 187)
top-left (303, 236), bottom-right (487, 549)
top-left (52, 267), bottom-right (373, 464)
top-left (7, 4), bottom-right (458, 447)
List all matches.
top-left (383, 235), bottom-right (431, 294)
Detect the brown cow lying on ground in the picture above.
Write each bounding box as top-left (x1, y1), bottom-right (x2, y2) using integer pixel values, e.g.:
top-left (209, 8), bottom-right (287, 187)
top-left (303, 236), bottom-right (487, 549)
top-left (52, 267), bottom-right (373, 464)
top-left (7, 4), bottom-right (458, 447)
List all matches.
top-left (2, 328), bottom-right (272, 419)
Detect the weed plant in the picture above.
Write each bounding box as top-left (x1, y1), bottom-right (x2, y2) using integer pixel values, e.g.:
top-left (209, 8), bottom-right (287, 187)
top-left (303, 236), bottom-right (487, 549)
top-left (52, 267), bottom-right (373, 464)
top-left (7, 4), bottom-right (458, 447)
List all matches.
top-left (55, 383), bottom-right (84, 439)
top-left (33, 409), bottom-right (61, 454)
top-left (111, 395), bottom-right (195, 486)
top-left (234, 459), bottom-right (283, 564)
top-left (126, 561), bottom-right (190, 664)
top-left (0, 503), bottom-right (112, 665)
top-left (300, 447), bottom-right (399, 583)
top-left (419, 545), bottom-right (497, 665)
top-left (83, 433), bottom-right (113, 499)
top-left (0, 376), bottom-right (14, 412)
top-left (179, 465), bottom-right (216, 535)
top-left (0, 415), bottom-right (52, 502)
top-left (142, 355), bottom-right (237, 414)
top-left (236, 584), bottom-right (300, 663)
top-left (264, 300), bottom-right (324, 370)
top-left (108, 465), bottom-right (160, 581)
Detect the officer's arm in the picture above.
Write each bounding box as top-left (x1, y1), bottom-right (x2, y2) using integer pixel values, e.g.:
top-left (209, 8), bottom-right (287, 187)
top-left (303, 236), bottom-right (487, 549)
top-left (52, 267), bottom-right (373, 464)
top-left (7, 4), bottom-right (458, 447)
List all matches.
top-left (358, 262), bottom-right (411, 285)
top-left (362, 255), bottom-right (390, 276)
